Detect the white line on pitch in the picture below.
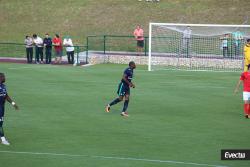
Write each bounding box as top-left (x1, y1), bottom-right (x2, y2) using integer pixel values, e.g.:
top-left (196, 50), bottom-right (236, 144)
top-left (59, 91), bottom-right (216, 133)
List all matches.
top-left (8, 66), bottom-right (33, 70)
top-left (0, 151), bottom-right (228, 167)
top-left (8, 66), bottom-right (59, 70)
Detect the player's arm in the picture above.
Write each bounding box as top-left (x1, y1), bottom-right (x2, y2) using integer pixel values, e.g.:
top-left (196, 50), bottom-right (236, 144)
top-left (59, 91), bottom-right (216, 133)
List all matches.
top-left (122, 74), bottom-right (135, 88)
top-left (234, 79), bottom-right (242, 94)
top-left (5, 94), bottom-right (19, 110)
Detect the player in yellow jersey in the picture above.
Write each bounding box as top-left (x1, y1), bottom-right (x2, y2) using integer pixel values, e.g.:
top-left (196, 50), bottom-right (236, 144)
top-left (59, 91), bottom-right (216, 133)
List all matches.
top-left (244, 39), bottom-right (250, 71)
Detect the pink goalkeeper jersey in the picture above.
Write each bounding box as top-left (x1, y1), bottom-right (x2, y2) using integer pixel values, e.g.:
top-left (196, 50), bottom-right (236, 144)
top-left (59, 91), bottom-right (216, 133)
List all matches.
top-left (133, 28), bottom-right (144, 41)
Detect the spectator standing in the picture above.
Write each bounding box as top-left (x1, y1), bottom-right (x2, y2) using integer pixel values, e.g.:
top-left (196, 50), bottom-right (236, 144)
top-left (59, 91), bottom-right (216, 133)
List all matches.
top-left (52, 34), bottom-right (63, 64)
top-left (43, 33), bottom-right (52, 64)
top-left (133, 25), bottom-right (144, 56)
top-left (182, 26), bottom-right (192, 57)
top-left (24, 35), bottom-right (33, 63)
top-left (63, 36), bottom-right (74, 64)
top-left (220, 34), bottom-right (230, 58)
top-left (33, 34), bottom-right (44, 64)
top-left (232, 31), bottom-right (244, 57)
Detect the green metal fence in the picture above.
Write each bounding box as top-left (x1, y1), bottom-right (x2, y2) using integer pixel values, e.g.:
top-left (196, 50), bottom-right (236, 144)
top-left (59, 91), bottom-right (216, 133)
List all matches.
top-left (87, 35), bottom-right (148, 56)
top-left (0, 43), bottom-right (26, 58)
top-left (0, 36), bottom-right (247, 61)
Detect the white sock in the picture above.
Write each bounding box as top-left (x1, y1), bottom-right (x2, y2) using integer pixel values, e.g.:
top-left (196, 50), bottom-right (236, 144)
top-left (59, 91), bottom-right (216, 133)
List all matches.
top-left (1, 136), bottom-right (6, 141)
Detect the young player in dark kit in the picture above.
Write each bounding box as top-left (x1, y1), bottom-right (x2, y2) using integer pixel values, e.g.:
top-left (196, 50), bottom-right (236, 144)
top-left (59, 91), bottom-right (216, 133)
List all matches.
top-left (0, 73), bottom-right (19, 145)
top-left (106, 61), bottom-right (136, 117)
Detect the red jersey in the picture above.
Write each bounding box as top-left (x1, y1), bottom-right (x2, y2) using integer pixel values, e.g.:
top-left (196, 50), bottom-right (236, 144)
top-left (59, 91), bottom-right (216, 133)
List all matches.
top-left (240, 71), bottom-right (250, 92)
top-left (52, 37), bottom-right (63, 51)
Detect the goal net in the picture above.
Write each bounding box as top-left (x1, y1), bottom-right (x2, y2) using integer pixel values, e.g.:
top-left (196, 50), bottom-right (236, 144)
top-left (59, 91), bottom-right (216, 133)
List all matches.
top-left (148, 23), bottom-right (250, 71)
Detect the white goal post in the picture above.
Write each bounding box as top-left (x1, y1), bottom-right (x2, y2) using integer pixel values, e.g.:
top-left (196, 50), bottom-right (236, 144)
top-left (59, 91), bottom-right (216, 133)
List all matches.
top-left (148, 23), bottom-right (250, 71)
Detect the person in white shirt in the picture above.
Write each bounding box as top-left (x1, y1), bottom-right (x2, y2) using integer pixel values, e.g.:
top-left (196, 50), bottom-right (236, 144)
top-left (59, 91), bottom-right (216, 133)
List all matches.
top-left (33, 34), bottom-right (44, 64)
top-left (24, 35), bottom-right (33, 63)
top-left (63, 36), bottom-right (74, 64)
top-left (181, 26), bottom-right (192, 57)
top-left (220, 34), bottom-right (230, 58)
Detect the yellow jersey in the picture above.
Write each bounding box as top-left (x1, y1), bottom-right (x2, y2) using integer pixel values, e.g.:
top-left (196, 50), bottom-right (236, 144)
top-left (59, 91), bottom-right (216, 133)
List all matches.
top-left (244, 44), bottom-right (250, 59)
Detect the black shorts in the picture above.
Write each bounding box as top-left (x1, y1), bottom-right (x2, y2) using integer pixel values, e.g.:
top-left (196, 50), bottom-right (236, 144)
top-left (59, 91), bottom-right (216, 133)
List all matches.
top-left (117, 82), bottom-right (130, 96)
top-left (137, 40), bottom-right (144, 48)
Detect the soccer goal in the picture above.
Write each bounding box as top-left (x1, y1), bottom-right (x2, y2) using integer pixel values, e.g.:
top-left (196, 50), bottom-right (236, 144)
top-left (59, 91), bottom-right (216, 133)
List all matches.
top-left (148, 23), bottom-right (250, 71)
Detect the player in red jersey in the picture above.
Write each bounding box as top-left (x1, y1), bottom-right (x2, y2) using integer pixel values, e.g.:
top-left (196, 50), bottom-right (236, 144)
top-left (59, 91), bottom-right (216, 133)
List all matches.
top-left (234, 64), bottom-right (250, 118)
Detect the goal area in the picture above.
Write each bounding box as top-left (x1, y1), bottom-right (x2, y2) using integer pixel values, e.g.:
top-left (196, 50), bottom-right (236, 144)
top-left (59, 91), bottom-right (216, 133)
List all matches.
top-left (148, 23), bottom-right (250, 71)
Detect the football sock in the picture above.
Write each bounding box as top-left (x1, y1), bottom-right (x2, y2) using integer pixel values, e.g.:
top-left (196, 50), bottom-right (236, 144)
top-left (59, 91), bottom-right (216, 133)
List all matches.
top-left (244, 104), bottom-right (248, 115)
top-left (248, 104), bottom-right (250, 115)
top-left (0, 121), bottom-right (4, 137)
top-left (109, 98), bottom-right (121, 106)
top-left (0, 128), bottom-right (4, 138)
top-left (122, 100), bottom-right (129, 112)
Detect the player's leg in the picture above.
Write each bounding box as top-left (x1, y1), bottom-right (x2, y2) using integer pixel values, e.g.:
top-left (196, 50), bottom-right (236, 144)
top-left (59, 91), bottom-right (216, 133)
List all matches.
top-left (110, 95), bottom-right (123, 106)
top-left (121, 94), bottom-right (130, 117)
top-left (106, 96), bottom-right (123, 113)
top-left (0, 117), bottom-right (4, 138)
top-left (105, 83), bottom-right (125, 112)
top-left (244, 101), bottom-right (249, 118)
top-left (247, 100), bottom-right (250, 118)
top-left (243, 92), bottom-right (250, 118)
top-left (0, 116), bottom-right (10, 145)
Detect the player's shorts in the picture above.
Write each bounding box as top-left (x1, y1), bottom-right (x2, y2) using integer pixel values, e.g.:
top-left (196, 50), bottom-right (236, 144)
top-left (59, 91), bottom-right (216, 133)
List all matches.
top-left (243, 92), bottom-right (250, 101)
top-left (117, 82), bottom-right (130, 96)
top-left (137, 40), bottom-right (144, 48)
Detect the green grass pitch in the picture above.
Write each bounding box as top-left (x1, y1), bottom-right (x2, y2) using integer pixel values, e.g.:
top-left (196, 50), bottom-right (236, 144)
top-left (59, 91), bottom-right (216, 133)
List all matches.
top-left (0, 63), bottom-right (249, 167)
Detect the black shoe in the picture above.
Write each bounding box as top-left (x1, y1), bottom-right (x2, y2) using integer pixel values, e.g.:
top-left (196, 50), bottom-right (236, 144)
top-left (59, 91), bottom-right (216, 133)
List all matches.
top-left (245, 115), bottom-right (249, 119)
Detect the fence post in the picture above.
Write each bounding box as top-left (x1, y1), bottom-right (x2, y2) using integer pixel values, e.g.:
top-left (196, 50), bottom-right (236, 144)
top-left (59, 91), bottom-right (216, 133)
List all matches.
top-left (230, 37), bottom-right (233, 58)
top-left (76, 46), bottom-right (79, 65)
top-left (144, 37), bottom-right (147, 56)
top-left (104, 35), bottom-right (106, 54)
top-left (86, 37), bottom-right (89, 64)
